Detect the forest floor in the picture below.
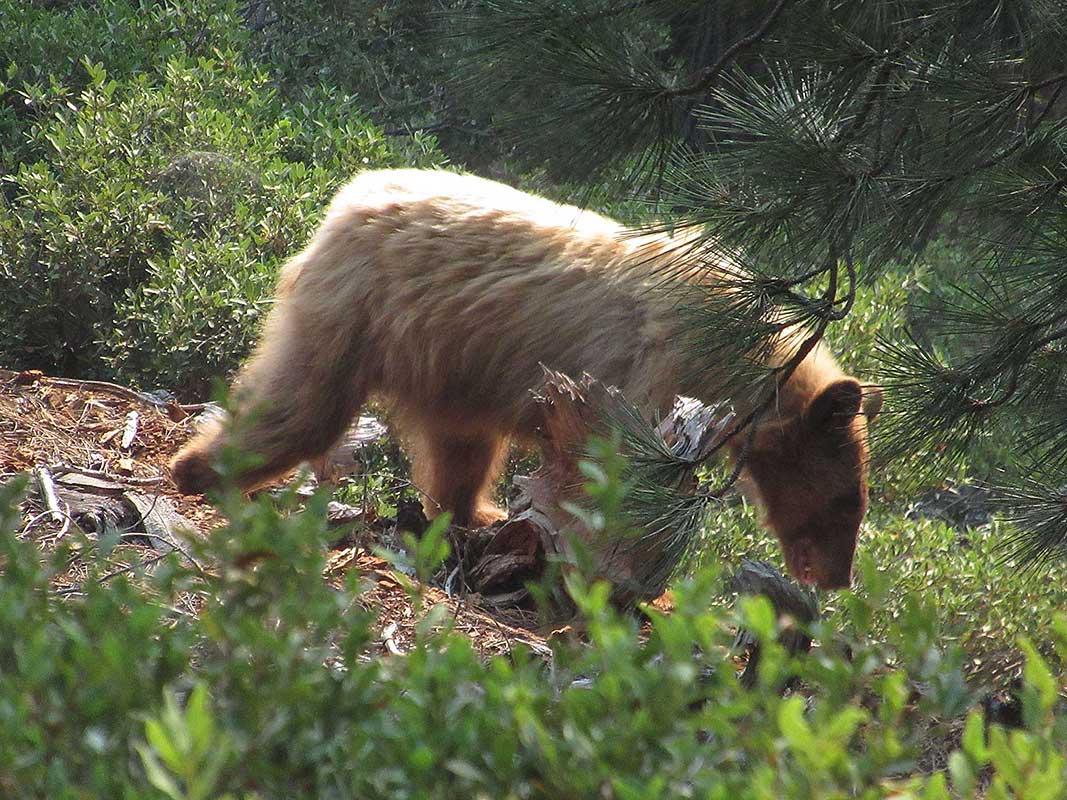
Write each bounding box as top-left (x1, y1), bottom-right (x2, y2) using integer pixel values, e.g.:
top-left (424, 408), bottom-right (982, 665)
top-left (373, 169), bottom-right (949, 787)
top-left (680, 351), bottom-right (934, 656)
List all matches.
top-left (0, 368), bottom-right (562, 660)
top-left (5, 368), bottom-right (1012, 775)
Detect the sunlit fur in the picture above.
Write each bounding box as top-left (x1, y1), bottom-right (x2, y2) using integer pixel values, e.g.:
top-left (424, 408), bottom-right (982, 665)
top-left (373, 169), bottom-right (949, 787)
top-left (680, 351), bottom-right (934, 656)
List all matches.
top-left (171, 169), bottom-right (881, 588)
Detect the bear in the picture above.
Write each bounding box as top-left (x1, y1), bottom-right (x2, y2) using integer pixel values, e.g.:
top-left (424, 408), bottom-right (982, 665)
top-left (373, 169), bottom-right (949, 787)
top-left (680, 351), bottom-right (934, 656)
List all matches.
top-left (170, 168), bottom-right (882, 589)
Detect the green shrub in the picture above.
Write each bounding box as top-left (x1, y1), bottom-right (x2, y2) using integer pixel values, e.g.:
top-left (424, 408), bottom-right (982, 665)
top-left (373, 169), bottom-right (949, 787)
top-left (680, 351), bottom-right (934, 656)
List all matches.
top-left (1, 2), bottom-right (443, 393)
top-left (0, 0), bottom-right (238, 169)
top-left (253, 0), bottom-right (494, 163)
top-left (2, 459), bottom-right (1065, 797)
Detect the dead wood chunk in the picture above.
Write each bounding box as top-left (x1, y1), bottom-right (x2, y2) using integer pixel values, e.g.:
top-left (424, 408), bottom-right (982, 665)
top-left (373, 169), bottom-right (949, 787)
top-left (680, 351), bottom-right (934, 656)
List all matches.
top-left (483, 514), bottom-right (543, 558)
top-left (120, 410), bottom-right (139, 450)
top-left (468, 553), bottom-right (540, 593)
top-left (448, 525), bottom-right (497, 574)
top-left (43, 487), bottom-right (132, 536)
top-left (164, 400), bottom-right (189, 422)
top-left (479, 587), bottom-right (531, 609)
top-left (444, 509), bottom-right (547, 598)
top-left (13, 370), bottom-right (44, 386)
top-left (325, 547), bottom-right (361, 575)
top-left (457, 369), bottom-right (734, 609)
top-left (125, 493), bottom-right (198, 552)
top-left (192, 402), bottom-right (228, 430)
top-left (730, 559), bottom-right (819, 689)
top-left (55, 473), bottom-right (127, 494)
top-left (99, 428), bottom-right (123, 446)
top-left (516, 369), bottom-right (733, 607)
top-left (327, 501), bottom-right (366, 525)
top-left (33, 465), bottom-right (65, 526)
top-left (33, 481), bottom-right (194, 553)
top-left (311, 414), bottom-right (388, 484)
top-left (729, 559), bottom-right (819, 625)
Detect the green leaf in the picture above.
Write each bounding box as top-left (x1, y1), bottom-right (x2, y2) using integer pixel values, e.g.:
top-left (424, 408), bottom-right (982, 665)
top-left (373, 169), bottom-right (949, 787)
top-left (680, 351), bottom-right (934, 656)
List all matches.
top-left (961, 709), bottom-right (989, 765)
top-left (144, 717), bottom-right (182, 775)
top-left (777, 696), bottom-right (811, 748)
top-left (923, 771), bottom-right (951, 800)
top-left (184, 683), bottom-right (214, 757)
top-left (1019, 637), bottom-right (1057, 719)
top-left (948, 751), bottom-right (976, 798)
top-left (136, 743), bottom-right (183, 800)
top-left (739, 594), bottom-right (776, 642)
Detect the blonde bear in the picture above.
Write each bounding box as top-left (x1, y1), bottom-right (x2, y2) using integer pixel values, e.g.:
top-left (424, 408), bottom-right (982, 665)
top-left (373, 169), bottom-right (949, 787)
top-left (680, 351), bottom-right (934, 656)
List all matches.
top-left (171, 169), bottom-right (881, 589)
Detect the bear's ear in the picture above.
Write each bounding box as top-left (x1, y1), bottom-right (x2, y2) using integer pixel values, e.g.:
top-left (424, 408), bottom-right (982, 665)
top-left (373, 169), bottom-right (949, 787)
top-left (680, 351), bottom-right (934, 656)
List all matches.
top-left (861, 384), bottom-right (883, 422)
top-left (806, 379), bottom-right (863, 429)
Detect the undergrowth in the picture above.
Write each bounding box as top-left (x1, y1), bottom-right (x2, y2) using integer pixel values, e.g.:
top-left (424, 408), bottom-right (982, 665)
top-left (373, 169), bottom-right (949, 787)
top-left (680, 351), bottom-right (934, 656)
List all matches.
top-left (3, 459), bottom-right (1066, 798)
top-left (0, 0), bottom-right (443, 394)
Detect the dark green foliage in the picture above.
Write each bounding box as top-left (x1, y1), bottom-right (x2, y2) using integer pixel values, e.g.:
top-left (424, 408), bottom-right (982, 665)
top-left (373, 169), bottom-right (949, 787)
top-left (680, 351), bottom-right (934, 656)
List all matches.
top-left (2, 472), bottom-right (1066, 798)
top-left (0, 0), bottom-right (230, 169)
top-left (0, 0), bottom-right (442, 395)
top-left (456, 0), bottom-right (1067, 563)
top-left (251, 0), bottom-right (495, 164)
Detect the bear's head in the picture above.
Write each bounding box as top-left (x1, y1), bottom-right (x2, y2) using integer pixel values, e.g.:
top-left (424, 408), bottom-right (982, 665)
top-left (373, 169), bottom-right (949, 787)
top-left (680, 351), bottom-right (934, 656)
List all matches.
top-left (738, 378), bottom-right (882, 590)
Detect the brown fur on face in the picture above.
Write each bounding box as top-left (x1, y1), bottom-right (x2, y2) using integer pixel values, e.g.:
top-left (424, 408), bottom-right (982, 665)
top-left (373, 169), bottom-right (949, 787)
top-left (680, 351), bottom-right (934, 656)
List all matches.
top-left (739, 379), bottom-right (882, 589)
top-left (170, 169), bottom-right (881, 585)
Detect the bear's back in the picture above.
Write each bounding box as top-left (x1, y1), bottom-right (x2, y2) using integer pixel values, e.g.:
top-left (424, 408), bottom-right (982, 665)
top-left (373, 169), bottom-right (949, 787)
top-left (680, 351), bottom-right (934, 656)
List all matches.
top-left (330, 169), bottom-right (623, 239)
top-left (281, 170), bottom-right (682, 428)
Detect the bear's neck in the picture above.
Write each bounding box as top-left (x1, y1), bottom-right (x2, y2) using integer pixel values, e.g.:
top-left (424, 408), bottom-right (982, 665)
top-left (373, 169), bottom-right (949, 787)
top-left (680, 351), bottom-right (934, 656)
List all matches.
top-left (624, 229), bottom-right (846, 421)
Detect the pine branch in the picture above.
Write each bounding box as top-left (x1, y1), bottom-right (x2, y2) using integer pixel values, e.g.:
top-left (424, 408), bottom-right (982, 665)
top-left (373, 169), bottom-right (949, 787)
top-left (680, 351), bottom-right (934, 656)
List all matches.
top-left (994, 469), bottom-right (1067, 564)
top-left (835, 55), bottom-right (899, 143)
top-left (667, 0), bottom-right (795, 98)
top-left (454, 0), bottom-right (1067, 565)
top-left (1034, 324), bottom-right (1067, 350)
top-left (969, 79), bottom-right (1066, 172)
top-left (1027, 71), bottom-right (1067, 93)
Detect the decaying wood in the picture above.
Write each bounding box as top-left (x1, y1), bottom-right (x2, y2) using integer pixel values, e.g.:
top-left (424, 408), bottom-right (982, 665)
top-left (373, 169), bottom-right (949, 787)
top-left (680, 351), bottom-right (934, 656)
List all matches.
top-left (729, 559), bottom-right (819, 688)
top-left (47, 487), bottom-right (130, 537)
top-left (31, 472), bottom-right (200, 554)
top-left (326, 500), bottom-right (365, 525)
top-left (468, 553), bottom-right (540, 594)
top-left (53, 463), bottom-right (166, 486)
top-left (125, 493), bottom-right (192, 552)
top-left (461, 370), bottom-right (734, 609)
top-left (120, 410), bottom-right (140, 450)
top-left (33, 464), bottom-right (66, 529)
top-left (311, 415), bottom-right (389, 483)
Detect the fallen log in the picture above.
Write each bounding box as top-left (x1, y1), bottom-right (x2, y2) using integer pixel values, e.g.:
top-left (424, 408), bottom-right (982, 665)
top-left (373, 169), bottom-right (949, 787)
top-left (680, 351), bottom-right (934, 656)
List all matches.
top-left (729, 559), bottom-right (819, 688)
top-left (31, 472), bottom-right (200, 555)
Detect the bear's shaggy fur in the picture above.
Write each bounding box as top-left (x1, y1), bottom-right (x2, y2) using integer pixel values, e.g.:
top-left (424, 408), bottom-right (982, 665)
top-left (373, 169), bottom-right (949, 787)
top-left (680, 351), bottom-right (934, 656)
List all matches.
top-left (171, 169), bottom-right (881, 589)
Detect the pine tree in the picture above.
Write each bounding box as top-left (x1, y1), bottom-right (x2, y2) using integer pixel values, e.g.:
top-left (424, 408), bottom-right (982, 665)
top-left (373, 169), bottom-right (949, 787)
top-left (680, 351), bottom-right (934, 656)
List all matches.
top-left (451, 0), bottom-right (1067, 564)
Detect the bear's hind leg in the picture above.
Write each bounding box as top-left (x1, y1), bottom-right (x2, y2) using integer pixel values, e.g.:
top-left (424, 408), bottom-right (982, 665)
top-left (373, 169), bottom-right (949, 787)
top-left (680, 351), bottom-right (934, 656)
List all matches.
top-left (170, 306), bottom-right (370, 495)
top-left (411, 430), bottom-right (509, 528)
